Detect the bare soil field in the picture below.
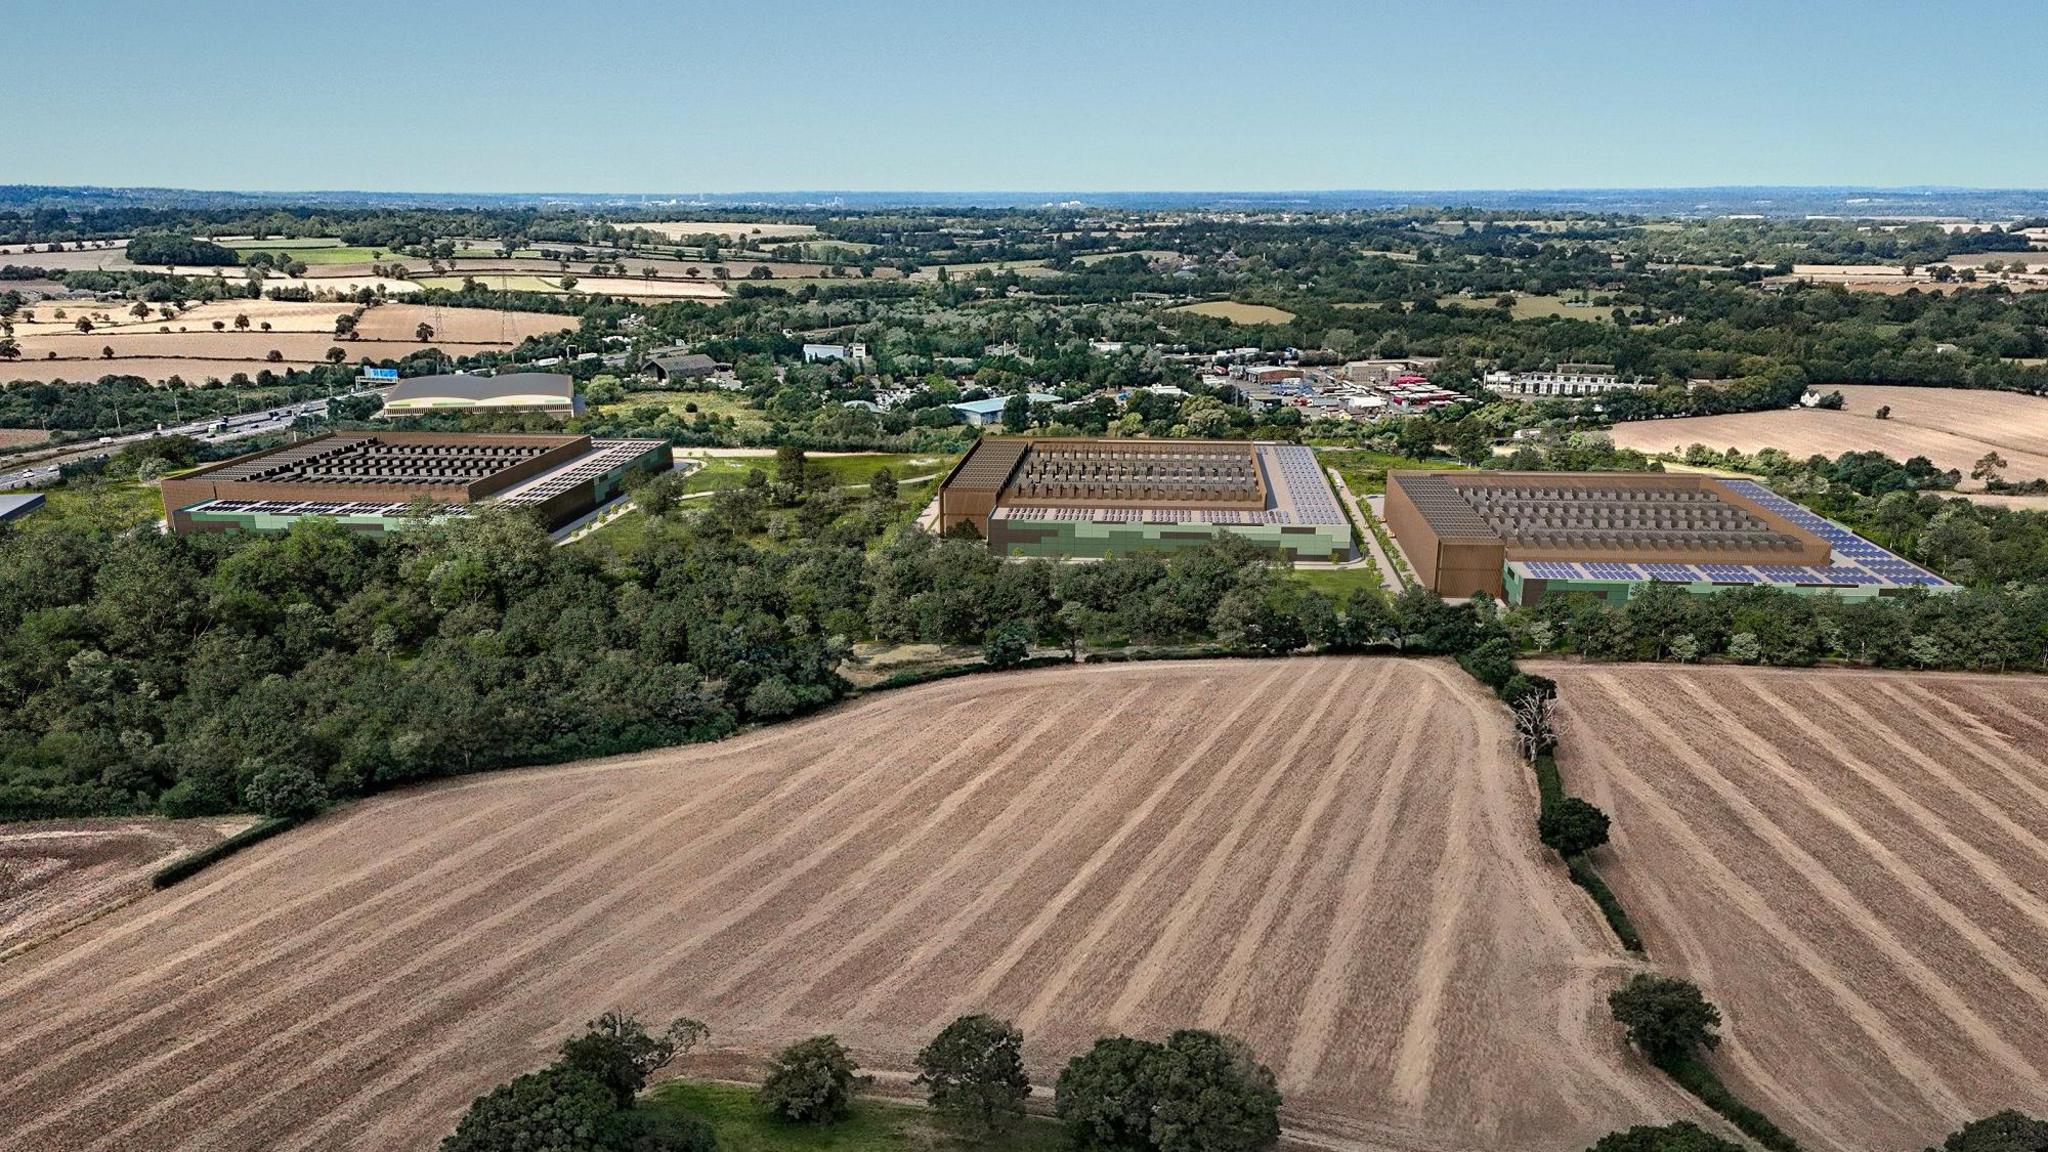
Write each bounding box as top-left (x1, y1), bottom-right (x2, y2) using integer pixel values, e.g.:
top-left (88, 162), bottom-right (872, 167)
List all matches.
top-left (1609, 385), bottom-right (2048, 488)
top-left (0, 819), bottom-right (249, 960)
top-left (0, 428), bottom-right (53, 448)
top-left (1542, 663), bottom-right (2048, 1152)
top-left (1169, 300), bottom-right (1300, 325)
top-left (0, 357), bottom-right (314, 384)
top-left (351, 302), bottom-right (577, 344)
top-left (0, 658), bottom-right (1709, 1152)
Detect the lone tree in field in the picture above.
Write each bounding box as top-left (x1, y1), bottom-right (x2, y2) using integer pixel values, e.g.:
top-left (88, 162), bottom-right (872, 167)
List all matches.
top-left (759, 1035), bottom-right (870, 1123)
top-left (325, 346), bottom-right (346, 365)
top-left (556, 1012), bottom-right (708, 1109)
top-left (1972, 451), bottom-right (2009, 484)
top-left (415, 321), bottom-right (435, 342)
top-left (915, 1014), bottom-right (1031, 1138)
top-left (1056, 1030), bottom-right (1281, 1152)
top-left (1609, 974), bottom-right (1721, 1065)
top-left (1539, 796), bottom-right (1611, 857)
top-left (234, 313), bottom-right (250, 330)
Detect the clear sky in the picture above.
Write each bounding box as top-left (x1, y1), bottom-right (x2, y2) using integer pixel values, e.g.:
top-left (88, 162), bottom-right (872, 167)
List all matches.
top-left (8, 0), bottom-right (2046, 193)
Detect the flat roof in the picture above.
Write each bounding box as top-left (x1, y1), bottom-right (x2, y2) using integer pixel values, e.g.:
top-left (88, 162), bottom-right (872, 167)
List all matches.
top-left (0, 492), bottom-right (46, 522)
top-left (956, 439), bottom-right (1345, 527)
top-left (1392, 471), bottom-right (1817, 556)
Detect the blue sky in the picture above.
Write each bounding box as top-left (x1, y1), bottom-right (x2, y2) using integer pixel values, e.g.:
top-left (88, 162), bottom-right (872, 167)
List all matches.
top-left (8, 0), bottom-right (2046, 192)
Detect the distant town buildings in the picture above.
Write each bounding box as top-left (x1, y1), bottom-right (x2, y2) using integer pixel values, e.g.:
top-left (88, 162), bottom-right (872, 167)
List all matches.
top-left (1482, 363), bottom-right (1647, 399)
top-left (951, 392), bottom-right (1063, 427)
top-left (802, 342), bottom-right (868, 363)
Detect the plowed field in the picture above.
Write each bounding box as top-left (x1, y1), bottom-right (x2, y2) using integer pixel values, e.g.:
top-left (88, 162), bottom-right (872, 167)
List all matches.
top-left (0, 658), bottom-right (1704, 1152)
top-left (1543, 663), bottom-right (2048, 1152)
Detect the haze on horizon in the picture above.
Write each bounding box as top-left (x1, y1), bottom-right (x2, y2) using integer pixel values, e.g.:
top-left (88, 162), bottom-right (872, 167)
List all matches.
top-left (8, 0), bottom-right (2048, 195)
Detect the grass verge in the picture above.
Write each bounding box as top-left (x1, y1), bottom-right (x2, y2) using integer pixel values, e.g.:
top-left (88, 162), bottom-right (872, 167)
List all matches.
top-left (645, 1080), bottom-right (1064, 1152)
top-left (151, 816), bottom-right (298, 889)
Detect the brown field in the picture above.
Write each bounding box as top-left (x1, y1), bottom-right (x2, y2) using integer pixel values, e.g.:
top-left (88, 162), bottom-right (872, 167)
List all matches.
top-left (350, 302), bottom-right (577, 344)
top-left (1170, 300), bottom-right (1300, 325)
top-left (0, 658), bottom-right (1711, 1152)
top-left (0, 428), bottom-right (53, 448)
top-left (0, 819), bottom-right (248, 960)
top-left (2, 303), bottom-right (575, 383)
top-left (1609, 385), bottom-right (2048, 488)
top-left (1544, 663), bottom-right (2048, 1152)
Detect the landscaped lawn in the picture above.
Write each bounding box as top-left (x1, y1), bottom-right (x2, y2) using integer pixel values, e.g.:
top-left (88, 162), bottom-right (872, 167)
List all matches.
top-left (1287, 565), bottom-right (1385, 598)
top-left (644, 1080), bottom-right (1065, 1152)
top-left (1317, 448), bottom-right (1464, 495)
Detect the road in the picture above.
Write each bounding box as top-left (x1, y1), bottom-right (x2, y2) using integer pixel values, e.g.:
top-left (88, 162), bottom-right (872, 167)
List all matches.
top-left (0, 394), bottom-right (374, 491)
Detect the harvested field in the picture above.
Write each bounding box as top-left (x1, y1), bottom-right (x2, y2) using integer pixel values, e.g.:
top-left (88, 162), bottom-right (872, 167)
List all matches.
top-left (350, 303), bottom-right (576, 344)
top-left (0, 819), bottom-right (249, 960)
top-left (0, 428), bottom-right (53, 448)
top-left (0, 357), bottom-right (315, 384)
top-left (1543, 663), bottom-right (2048, 1152)
top-left (1610, 385), bottom-right (2048, 488)
top-left (0, 658), bottom-right (1707, 1152)
top-left (1169, 300), bottom-right (1299, 325)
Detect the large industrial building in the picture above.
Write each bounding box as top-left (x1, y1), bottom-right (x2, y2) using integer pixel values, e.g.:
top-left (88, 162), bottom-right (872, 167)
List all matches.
top-left (1384, 470), bottom-right (1952, 604)
top-left (159, 431), bottom-right (668, 536)
top-left (379, 373), bottom-right (581, 419)
top-left (937, 437), bottom-right (1352, 561)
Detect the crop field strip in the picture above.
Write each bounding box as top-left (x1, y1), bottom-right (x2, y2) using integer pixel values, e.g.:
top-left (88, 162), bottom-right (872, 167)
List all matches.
top-left (0, 658), bottom-right (1713, 1152)
top-left (1544, 664), bottom-right (2048, 1152)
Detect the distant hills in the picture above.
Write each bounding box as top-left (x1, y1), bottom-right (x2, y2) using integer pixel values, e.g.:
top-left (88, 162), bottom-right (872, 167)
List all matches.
top-left (6, 184), bottom-right (2048, 218)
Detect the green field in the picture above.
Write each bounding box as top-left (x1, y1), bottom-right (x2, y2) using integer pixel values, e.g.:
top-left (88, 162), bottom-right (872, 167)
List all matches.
top-left (1318, 449), bottom-right (1465, 495)
top-left (674, 451), bottom-right (954, 495)
top-left (215, 236), bottom-right (344, 250)
top-left (1287, 565), bottom-right (1385, 598)
top-left (602, 390), bottom-right (771, 433)
top-left (228, 244), bottom-right (397, 265)
top-left (645, 1081), bottom-right (1063, 1152)
top-left (34, 480), bottom-right (163, 531)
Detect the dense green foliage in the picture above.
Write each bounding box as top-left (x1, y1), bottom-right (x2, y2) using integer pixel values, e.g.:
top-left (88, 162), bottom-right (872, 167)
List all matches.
top-left (914, 1014), bottom-right (1030, 1138)
top-left (122, 234), bottom-right (238, 267)
top-left (758, 1036), bottom-right (871, 1124)
top-left (1054, 1031), bottom-right (1281, 1152)
top-left (1606, 976), bottom-right (1799, 1151)
top-left (1538, 796), bottom-right (1611, 857)
top-left (150, 815), bottom-right (296, 888)
top-left (1585, 1122), bottom-right (1746, 1152)
top-left (1927, 1111), bottom-right (2048, 1152)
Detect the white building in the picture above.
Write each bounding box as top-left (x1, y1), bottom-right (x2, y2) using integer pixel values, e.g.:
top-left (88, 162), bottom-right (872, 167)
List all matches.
top-left (1483, 363), bottom-right (1647, 399)
top-left (802, 342), bottom-right (868, 363)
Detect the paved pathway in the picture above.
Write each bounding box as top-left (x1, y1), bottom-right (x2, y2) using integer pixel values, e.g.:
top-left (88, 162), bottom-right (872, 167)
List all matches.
top-left (1325, 467), bottom-right (1403, 592)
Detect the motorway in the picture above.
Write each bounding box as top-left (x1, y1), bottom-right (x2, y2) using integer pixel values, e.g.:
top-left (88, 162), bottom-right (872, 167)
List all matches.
top-left (0, 394), bottom-right (373, 491)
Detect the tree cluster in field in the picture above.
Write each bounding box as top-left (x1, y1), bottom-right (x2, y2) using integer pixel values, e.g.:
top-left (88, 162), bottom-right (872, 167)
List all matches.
top-left (450, 1012), bottom-right (1283, 1152)
top-left (122, 235), bottom-right (239, 268)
